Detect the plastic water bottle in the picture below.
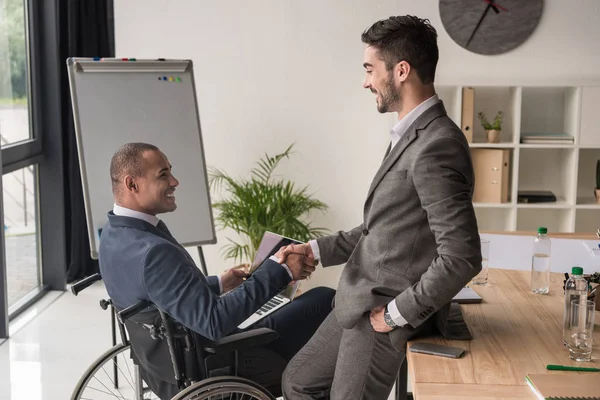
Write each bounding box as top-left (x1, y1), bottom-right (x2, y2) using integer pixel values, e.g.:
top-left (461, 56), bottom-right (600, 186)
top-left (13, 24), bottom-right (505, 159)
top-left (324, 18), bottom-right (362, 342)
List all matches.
top-left (562, 266), bottom-right (588, 346)
top-left (531, 227), bottom-right (551, 294)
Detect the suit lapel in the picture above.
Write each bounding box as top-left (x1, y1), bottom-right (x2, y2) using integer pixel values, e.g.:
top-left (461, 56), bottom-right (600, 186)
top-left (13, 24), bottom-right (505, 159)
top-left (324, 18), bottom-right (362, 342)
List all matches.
top-left (365, 102), bottom-right (447, 203)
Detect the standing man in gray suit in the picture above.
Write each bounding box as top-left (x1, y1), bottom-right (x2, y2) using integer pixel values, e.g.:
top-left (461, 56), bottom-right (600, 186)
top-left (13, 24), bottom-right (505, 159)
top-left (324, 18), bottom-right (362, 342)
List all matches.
top-left (279, 15), bottom-right (482, 399)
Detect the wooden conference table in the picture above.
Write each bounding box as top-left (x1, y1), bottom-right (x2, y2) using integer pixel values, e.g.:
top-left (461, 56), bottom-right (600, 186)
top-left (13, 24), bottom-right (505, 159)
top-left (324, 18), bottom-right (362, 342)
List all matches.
top-left (404, 269), bottom-right (600, 400)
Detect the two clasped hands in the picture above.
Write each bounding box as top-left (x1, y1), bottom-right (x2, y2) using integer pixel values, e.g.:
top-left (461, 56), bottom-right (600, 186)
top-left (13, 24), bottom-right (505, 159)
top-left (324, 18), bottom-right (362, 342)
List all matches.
top-left (277, 243), bottom-right (393, 333)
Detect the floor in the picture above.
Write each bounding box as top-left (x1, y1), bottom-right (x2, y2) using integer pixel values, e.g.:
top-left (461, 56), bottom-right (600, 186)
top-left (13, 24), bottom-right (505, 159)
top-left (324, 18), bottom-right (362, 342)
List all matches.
top-left (0, 283), bottom-right (114, 400)
top-left (0, 281), bottom-right (403, 399)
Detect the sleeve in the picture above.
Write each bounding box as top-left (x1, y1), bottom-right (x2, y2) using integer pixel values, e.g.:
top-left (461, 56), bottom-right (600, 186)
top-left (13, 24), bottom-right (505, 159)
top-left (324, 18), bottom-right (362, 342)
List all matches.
top-left (206, 275), bottom-right (222, 295)
top-left (315, 224), bottom-right (364, 267)
top-left (268, 255), bottom-right (293, 278)
top-left (142, 243), bottom-right (292, 341)
top-left (393, 136), bottom-right (482, 328)
top-left (387, 299), bottom-right (408, 326)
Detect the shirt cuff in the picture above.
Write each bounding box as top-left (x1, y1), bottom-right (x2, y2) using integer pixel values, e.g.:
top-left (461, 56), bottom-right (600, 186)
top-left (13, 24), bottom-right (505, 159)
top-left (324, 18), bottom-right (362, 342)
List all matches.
top-left (269, 255), bottom-right (293, 279)
top-left (216, 274), bottom-right (223, 294)
top-left (387, 299), bottom-right (409, 327)
top-left (309, 239), bottom-right (321, 261)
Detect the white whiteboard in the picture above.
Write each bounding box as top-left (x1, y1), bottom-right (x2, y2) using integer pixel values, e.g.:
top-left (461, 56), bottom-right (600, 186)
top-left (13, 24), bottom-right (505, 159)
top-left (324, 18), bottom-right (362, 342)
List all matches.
top-left (66, 58), bottom-right (216, 259)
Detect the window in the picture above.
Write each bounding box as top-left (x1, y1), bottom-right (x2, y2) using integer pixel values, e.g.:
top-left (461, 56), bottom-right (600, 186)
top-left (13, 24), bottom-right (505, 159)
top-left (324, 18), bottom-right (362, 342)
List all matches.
top-left (3, 165), bottom-right (40, 310)
top-left (0, 0), bottom-right (31, 146)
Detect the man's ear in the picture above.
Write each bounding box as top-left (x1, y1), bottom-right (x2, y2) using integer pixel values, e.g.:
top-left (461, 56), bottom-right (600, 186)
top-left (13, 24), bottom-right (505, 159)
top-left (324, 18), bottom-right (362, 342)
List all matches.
top-left (124, 176), bottom-right (137, 192)
top-left (396, 60), bottom-right (411, 82)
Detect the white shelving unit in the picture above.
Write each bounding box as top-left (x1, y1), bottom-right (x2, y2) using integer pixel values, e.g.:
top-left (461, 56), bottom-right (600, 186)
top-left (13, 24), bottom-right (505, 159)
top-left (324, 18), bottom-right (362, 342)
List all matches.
top-left (437, 85), bottom-right (600, 233)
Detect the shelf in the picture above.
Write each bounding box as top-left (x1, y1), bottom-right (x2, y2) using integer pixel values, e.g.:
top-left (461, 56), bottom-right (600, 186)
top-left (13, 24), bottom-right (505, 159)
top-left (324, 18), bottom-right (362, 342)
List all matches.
top-left (469, 143), bottom-right (516, 148)
top-left (517, 208), bottom-right (573, 232)
top-left (470, 86), bottom-right (520, 144)
top-left (520, 87), bottom-right (579, 139)
top-left (576, 197), bottom-right (600, 208)
top-left (518, 148), bottom-right (577, 205)
top-left (475, 208), bottom-right (514, 231)
top-left (518, 144), bottom-right (575, 149)
top-left (576, 149), bottom-right (600, 203)
top-left (434, 85), bottom-right (600, 233)
top-left (575, 209), bottom-right (600, 232)
top-left (473, 202), bottom-right (513, 208)
top-left (516, 199), bottom-right (571, 209)
top-left (579, 87), bottom-right (600, 147)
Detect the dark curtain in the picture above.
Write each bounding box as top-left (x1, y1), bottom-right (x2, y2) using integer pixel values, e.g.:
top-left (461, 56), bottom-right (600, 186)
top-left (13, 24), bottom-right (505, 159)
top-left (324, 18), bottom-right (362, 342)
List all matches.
top-left (60, 0), bottom-right (115, 282)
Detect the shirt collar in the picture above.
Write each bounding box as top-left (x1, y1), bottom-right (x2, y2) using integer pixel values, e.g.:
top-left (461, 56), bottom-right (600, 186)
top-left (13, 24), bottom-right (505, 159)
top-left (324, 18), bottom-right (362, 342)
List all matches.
top-left (113, 203), bottom-right (160, 227)
top-left (390, 94), bottom-right (440, 149)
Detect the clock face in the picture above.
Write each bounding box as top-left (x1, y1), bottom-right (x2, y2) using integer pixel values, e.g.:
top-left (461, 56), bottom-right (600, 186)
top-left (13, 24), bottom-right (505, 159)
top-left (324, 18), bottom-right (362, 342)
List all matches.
top-left (439, 0), bottom-right (543, 55)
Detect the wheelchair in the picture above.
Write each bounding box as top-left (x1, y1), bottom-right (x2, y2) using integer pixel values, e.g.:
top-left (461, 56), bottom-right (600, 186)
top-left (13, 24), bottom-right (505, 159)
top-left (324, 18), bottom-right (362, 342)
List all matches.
top-left (69, 273), bottom-right (280, 400)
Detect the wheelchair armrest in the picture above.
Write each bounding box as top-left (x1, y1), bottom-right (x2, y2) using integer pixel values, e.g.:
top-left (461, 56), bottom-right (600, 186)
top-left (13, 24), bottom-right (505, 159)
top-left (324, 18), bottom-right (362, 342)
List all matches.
top-left (203, 328), bottom-right (279, 354)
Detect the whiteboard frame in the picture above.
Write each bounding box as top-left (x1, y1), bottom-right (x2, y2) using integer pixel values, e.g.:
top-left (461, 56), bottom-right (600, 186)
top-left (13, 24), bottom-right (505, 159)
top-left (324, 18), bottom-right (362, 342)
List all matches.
top-left (66, 57), bottom-right (217, 259)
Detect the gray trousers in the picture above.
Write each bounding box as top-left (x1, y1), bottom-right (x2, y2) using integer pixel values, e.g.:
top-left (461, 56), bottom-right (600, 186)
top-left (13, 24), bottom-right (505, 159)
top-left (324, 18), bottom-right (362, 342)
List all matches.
top-left (282, 311), bottom-right (405, 400)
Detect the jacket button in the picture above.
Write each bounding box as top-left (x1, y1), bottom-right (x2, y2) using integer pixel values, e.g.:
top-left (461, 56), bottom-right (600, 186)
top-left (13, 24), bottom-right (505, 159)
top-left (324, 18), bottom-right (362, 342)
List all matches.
top-left (362, 228), bottom-right (369, 236)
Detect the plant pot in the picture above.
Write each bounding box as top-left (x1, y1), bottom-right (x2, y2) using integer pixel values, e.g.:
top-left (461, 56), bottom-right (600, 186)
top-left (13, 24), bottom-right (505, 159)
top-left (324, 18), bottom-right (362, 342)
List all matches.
top-left (485, 129), bottom-right (501, 143)
top-left (595, 188), bottom-right (600, 204)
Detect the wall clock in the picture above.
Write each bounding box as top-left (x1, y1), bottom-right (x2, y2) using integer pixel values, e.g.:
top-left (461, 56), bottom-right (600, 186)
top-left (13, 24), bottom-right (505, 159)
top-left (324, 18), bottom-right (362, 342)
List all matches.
top-left (439, 0), bottom-right (543, 55)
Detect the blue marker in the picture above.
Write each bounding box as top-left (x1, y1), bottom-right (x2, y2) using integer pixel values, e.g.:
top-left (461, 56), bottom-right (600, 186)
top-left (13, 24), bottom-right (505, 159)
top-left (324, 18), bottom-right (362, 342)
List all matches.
top-left (93, 57), bottom-right (101, 61)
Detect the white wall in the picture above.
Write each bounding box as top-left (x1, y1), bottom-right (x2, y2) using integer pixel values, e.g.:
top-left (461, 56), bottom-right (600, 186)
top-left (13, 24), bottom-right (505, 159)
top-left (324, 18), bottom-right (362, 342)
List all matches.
top-left (114, 0), bottom-right (600, 289)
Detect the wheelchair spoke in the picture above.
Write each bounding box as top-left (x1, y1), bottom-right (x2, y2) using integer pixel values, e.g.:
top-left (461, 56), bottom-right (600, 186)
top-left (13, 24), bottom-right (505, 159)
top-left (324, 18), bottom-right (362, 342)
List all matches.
top-left (120, 351), bottom-right (135, 389)
top-left (90, 367), bottom-right (125, 399)
top-left (81, 384), bottom-right (130, 399)
top-left (98, 364), bottom-right (130, 398)
top-left (110, 352), bottom-right (135, 390)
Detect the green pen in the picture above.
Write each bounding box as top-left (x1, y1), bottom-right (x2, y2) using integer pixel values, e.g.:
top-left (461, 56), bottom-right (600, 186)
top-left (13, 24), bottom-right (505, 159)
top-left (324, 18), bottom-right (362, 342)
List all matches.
top-left (546, 364), bottom-right (600, 372)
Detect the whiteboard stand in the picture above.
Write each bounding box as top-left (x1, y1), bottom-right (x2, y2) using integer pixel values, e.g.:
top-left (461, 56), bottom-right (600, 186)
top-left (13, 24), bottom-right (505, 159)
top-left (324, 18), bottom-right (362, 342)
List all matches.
top-left (197, 246), bottom-right (208, 276)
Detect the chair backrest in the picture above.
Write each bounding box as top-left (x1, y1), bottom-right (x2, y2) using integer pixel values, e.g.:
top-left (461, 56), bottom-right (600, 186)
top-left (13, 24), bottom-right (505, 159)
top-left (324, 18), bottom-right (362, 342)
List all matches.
top-left (118, 301), bottom-right (207, 389)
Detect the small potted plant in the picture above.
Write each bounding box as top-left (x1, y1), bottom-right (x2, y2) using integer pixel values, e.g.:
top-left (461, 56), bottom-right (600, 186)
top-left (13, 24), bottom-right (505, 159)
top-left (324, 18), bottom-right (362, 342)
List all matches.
top-left (594, 160), bottom-right (600, 204)
top-left (477, 111), bottom-right (504, 143)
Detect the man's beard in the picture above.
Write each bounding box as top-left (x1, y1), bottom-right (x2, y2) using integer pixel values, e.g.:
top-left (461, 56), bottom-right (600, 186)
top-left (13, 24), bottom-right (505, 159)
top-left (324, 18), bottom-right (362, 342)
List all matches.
top-left (377, 74), bottom-right (400, 113)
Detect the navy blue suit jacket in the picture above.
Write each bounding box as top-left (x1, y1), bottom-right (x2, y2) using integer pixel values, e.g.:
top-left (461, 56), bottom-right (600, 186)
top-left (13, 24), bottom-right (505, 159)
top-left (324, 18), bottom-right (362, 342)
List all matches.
top-left (99, 212), bottom-right (292, 341)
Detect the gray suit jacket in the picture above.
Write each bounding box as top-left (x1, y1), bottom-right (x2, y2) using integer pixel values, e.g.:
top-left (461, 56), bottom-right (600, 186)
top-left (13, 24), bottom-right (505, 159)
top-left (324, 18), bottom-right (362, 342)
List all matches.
top-left (317, 101), bottom-right (482, 349)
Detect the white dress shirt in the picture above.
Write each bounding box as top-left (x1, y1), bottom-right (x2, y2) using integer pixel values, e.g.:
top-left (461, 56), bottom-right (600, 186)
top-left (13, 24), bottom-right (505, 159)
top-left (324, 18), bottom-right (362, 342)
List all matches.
top-left (309, 94), bottom-right (440, 327)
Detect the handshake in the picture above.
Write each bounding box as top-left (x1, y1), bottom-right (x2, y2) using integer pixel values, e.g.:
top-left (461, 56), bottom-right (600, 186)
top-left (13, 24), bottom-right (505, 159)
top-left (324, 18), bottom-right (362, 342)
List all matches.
top-left (275, 243), bottom-right (319, 281)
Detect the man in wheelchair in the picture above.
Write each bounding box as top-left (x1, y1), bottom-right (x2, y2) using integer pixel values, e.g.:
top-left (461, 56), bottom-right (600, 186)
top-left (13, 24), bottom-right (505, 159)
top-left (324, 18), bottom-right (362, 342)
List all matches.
top-left (99, 142), bottom-right (336, 399)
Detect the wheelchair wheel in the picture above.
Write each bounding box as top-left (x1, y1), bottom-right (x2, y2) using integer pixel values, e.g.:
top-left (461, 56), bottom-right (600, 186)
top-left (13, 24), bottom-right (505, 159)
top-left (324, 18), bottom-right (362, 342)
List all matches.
top-left (71, 343), bottom-right (159, 399)
top-left (170, 376), bottom-right (276, 400)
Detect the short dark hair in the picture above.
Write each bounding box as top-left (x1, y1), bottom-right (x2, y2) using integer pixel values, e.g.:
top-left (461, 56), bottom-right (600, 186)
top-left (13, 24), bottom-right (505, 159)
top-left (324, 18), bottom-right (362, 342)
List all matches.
top-left (110, 142), bottom-right (159, 196)
top-left (361, 15), bottom-right (438, 84)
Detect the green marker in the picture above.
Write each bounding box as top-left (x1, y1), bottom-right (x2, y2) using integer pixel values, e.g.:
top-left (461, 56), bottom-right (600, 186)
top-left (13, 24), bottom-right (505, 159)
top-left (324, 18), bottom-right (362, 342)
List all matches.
top-left (546, 364), bottom-right (600, 372)
top-left (176, 77), bottom-right (181, 82)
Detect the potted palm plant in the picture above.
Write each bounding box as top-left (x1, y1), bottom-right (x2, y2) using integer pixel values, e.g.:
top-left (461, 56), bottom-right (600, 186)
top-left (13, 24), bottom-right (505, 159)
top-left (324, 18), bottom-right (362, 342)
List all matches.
top-left (208, 144), bottom-right (329, 265)
top-left (477, 111), bottom-right (504, 143)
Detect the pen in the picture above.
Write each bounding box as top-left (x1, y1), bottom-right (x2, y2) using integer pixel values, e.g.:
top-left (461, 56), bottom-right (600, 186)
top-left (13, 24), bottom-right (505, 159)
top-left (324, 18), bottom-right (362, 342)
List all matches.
top-left (546, 364), bottom-right (600, 372)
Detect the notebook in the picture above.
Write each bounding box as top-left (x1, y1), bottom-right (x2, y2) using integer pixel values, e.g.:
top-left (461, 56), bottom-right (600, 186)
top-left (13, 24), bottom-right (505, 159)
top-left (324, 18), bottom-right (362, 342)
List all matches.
top-left (525, 374), bottom-right (600, 399)
top-left (237, 231), bottom-right (302, 330)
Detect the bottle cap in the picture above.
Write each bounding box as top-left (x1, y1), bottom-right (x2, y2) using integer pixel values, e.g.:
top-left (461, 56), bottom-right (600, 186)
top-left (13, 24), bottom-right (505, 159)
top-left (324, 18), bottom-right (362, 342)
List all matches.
top-left (572, 266), bottom-right (583, 275)
top-left (538, 227), bottom-right (547, 234)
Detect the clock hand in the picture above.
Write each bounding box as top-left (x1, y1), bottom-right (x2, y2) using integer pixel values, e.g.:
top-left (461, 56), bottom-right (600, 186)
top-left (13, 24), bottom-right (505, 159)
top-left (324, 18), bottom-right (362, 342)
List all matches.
top-left (466, 3), bottom-right (491, 48)
top-left (483, 0), bottom-right (508, 12)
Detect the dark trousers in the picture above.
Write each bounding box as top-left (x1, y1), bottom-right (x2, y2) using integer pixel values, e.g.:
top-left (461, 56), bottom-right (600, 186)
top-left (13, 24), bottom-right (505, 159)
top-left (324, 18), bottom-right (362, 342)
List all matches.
top-left (140, 286), bottom-right (336, 400)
